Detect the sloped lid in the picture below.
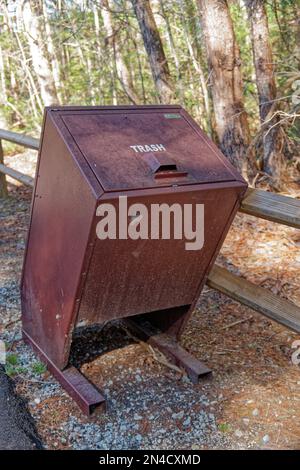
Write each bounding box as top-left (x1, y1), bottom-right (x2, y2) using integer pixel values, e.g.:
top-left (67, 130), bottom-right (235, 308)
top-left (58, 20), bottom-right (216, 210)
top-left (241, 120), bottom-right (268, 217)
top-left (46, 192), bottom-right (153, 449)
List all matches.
top-left (58, 107), bottom-right (239, 192)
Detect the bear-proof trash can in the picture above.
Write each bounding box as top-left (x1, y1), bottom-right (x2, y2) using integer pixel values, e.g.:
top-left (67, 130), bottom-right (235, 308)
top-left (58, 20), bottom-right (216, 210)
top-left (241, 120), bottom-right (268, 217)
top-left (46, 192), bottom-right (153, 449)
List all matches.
top-left (21, 105), bottom-right (247, 414)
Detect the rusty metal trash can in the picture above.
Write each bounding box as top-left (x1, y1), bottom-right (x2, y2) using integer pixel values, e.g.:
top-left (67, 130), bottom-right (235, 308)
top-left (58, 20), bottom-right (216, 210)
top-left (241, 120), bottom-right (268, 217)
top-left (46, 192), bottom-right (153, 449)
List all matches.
top-left (21, 105), bottom-right (247, 414)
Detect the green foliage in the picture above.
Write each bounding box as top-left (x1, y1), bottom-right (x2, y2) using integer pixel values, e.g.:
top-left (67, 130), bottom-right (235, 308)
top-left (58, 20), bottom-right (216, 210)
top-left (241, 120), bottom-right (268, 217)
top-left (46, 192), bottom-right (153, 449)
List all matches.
top-left (218, 422), bottom-right (231, 433)
top-left (5, 353), bottom-right (27, 377)
top-left (4, 354), bottom-right (47, 377)
top-left (5, 364), bottom-right (28, 377)
top-left (6, 353), bottom-right (18, 366)
top-left (31, 361), bottom-right (47, 376)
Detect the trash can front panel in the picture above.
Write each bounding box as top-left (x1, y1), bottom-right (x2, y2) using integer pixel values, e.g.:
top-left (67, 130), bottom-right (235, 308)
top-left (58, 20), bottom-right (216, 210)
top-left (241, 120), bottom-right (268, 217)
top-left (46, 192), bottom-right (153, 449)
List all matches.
top-left (76, 183), bottom-right (242, 326)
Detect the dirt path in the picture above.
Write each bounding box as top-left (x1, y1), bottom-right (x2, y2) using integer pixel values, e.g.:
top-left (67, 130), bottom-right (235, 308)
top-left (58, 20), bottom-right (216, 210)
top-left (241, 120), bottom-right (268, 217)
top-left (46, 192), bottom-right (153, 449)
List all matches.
top-left (0, 160), bottom-right (300, 449)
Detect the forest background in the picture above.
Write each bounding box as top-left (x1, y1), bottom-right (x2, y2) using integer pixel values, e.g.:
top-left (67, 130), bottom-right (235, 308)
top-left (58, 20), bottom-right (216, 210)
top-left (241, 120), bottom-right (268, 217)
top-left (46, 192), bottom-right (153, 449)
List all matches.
top-left (0, 0), bottom-right (299, 189)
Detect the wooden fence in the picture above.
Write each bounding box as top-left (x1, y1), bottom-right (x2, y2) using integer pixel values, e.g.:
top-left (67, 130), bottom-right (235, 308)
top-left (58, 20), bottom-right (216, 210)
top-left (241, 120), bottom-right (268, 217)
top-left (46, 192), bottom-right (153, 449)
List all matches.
top-left (1, 128), bottom-right (300, 333)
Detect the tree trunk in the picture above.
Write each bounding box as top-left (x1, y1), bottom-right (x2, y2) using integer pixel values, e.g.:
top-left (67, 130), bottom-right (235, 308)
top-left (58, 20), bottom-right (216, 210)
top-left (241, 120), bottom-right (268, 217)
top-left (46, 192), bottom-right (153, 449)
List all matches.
top-left (92, 1), bottom-right (104, 100)
top-left (179, 0), bottom-right (212, 135)
top-left (101, 0), bottom-right (140, 104)
top-left (42, 1), bottom-right (62, 102)
top-left (22, 0), bottom-right (58, 106)
top-left (158, 0), bottom-right (183, 103)
top-left (197, 0), bottom-right (255, 177)
top-left (0, 45), bottom-right (7, 108)
top-left (245, 0), bottom-right (284, 184)
top-left (131, 0), bottom-right (174, 103)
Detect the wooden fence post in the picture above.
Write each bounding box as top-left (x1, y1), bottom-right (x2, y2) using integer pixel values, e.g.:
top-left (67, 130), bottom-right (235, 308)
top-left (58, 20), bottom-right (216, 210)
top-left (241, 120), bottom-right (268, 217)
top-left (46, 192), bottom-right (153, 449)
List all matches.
top-left (0, 139), bottom-right (8, 198)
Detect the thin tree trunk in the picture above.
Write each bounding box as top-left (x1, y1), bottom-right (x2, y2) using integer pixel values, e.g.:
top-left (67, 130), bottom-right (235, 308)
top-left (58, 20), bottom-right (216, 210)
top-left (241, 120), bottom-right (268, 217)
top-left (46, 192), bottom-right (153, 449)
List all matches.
top-left (42, 1), bottom-right (61, 102)
top-left (179, 0), bottom-right (212, 135)
top-left (100, 3), bottom-right (119, 105)
top-left (158, 0), bottom-right (180, 73)
top-left (92, 1), bottom-right (103, 100)
top-left (86, 55), bottom-right (96, 105)
top-left (294, 3), bottom-right (300, 65)
top-left (157, 0), bottom-right (184, 104)
top-left (197, 0), bottom-right (255, 177)
top-left (101, 0), bottom-right (140, 104)
top-left (22, 0), bottom-right (58, 106)
top-left (132, 0), bottom-right (174, 103)
top-left (131, 33), bottom-right (147, 103)
top-left (245, 0), bottom-right (284, 184)
top-left (0, 45), bottom-right (7, 108)
top-left (15, 31), bottom-right (44, 113)
top-left (2, 2), bottom-right (43, 119)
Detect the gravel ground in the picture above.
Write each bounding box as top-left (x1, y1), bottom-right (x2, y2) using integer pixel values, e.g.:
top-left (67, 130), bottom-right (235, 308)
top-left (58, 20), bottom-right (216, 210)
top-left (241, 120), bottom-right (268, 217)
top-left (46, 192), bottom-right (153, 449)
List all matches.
top-left (1, 150), bottom-right (300, 450)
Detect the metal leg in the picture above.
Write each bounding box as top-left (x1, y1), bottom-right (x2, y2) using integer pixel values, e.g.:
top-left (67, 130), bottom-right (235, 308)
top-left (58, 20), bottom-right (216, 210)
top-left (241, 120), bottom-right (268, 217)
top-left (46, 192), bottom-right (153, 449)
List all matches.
top-left (124, 318), bottom-right (212, 383)
top-left (22, 330), bottom-right (106, 415)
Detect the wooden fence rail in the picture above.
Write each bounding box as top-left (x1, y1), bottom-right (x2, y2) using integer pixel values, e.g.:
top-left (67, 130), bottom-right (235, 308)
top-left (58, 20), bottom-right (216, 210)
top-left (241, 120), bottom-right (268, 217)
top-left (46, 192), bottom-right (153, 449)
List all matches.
top-left (0, 128), bottom-right (300, 333)
top-left (207, 265), bottom-right (300, 333)
top-left (0, 129), bottom-right (39, 150)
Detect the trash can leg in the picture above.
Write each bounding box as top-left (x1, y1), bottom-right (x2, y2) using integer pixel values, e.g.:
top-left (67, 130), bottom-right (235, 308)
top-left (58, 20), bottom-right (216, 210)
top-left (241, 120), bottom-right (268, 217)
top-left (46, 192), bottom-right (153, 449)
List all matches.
top-left (124, 318), bottom-right (212, 383)
top-left (22, 330), bottom-right (106, 415)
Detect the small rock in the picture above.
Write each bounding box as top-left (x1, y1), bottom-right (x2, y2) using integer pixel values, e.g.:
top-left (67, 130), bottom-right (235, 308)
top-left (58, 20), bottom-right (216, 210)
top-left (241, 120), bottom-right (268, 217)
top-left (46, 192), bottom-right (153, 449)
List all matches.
top-left (133, 414), bottom-right (142, 421)
top-left (235, 429), bottom-right (243, 438)
top-left (243, 418), bottom-right (250, 426)
top-left (191, 444), bottom-right (201, 450)
top-left (34, 398), bottom-right (41, 404)
top-left (172, 410), bottom-right (185, 420)
top-left (182, 375), bottom-right (191, 384)
top-left (183, 417), bottom-right (191, 427)
top-left (262, 434), bottom-right (270, 444)
top-left (252, 408), bottom-right (259, 417)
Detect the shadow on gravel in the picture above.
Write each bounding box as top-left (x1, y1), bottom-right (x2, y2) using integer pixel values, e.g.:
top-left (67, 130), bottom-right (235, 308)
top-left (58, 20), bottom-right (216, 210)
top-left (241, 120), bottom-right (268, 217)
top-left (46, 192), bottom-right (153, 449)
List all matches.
top-left (70, 321), bottom-right (135, 369)
top-left (0, 365), bottom-right (43, 450)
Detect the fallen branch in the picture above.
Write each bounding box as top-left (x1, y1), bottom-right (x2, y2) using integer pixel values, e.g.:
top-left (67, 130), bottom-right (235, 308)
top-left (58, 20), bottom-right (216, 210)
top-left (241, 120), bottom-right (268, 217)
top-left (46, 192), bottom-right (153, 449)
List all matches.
top-left (140, 341), bottom-right (185, 375)
top-left (220, 316), bottom-right (253, 330)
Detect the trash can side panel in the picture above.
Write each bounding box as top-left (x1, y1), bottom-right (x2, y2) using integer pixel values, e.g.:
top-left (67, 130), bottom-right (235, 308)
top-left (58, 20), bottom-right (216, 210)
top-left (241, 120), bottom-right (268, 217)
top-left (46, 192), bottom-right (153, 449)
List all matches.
top-left (21, 115), bottom-right (97, 369)
top-left (49, 110), bottom-right (104, 198)
top-left (76, 184), bottom-right (243, 327)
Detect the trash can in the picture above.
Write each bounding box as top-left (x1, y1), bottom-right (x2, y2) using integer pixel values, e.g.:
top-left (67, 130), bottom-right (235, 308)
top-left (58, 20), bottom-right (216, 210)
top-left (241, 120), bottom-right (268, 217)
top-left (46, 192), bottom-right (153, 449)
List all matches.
top-left (21, 105), bottom-right (247, 414)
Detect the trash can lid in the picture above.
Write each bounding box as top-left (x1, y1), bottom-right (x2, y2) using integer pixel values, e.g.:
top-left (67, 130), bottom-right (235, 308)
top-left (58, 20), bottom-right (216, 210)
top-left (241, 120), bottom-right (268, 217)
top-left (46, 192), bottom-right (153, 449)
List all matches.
top-left (54, 106), bottom-right (239, 192)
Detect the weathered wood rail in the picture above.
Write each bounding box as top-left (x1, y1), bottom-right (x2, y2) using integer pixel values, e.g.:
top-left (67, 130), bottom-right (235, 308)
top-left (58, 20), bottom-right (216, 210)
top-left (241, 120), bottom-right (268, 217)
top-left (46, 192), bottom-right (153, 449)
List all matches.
top-left (0, 128), bottom-right (300, 333)
top-left (0, 129), bottom-right (38, 195)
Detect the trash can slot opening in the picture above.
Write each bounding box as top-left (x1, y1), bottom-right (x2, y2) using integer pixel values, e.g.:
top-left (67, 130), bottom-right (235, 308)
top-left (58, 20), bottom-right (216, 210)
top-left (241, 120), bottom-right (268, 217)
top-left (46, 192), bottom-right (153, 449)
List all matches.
top-left (142, 152), bottom-right (179, 174)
